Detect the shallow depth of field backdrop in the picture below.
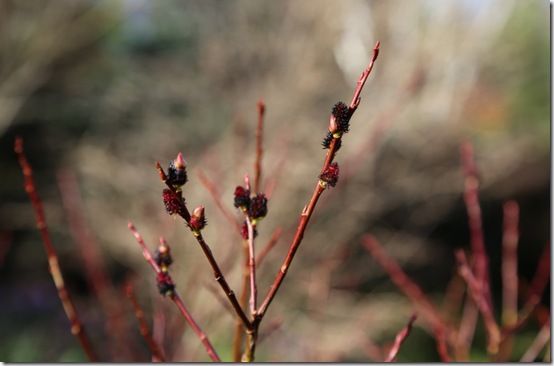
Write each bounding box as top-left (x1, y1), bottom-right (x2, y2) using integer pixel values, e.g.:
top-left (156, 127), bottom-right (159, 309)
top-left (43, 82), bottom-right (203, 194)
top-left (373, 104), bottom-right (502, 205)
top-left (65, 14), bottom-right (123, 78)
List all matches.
top-left (0, 0), bottom-right (549, 362)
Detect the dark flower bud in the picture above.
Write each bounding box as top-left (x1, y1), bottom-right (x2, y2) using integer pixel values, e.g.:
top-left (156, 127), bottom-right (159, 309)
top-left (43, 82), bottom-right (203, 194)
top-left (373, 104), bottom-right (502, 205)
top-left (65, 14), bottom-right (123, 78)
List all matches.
top-left (167, 152), bottom-right (187, 188)
top-left (155, 241), bottom-right (173, 269)
top-left (332, 102), bottom-right (352, 133)
top-left (189, 206), bottom-right (207, 232)
top-left (248, 193), bottom-right (268, 220)
top-left (321, 131), bottom-right (342, 151)
top-left (234, 186), bottom-right (251, 210)
top-left (163, 189), bottom-right (184, 216)
top-left (156, 272), bottom-right (175, 296)
top-left (241, 221), bottom-right (258, 240)
top-left (319, 162), bottom-right (340, 188)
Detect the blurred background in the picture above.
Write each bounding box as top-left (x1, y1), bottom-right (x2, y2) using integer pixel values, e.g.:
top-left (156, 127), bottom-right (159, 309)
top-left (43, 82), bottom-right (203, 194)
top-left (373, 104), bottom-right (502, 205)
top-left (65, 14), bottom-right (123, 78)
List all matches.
top-left (0, 0), bottom-right (549, 362)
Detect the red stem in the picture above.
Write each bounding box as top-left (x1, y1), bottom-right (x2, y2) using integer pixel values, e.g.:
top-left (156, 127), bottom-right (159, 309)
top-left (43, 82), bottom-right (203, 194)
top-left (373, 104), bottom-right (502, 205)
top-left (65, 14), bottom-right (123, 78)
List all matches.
top-left (125, 281), bottom-right (166, 362)
top-left (128, 223), bottom-right (221, 362)
top-left (256, 41), bottom-right (380, 321)
top-left (460, 141), bottom-right (491, 303)
top-left (196, 169), bottom-right (242, 236)
top-left (156, 163), bottom-right (252, 331)
top-left (57, 169), bottom-right (132, 360)
top-left (455, 250), bottom-right (500, 355)
top-left (14, 137), bottom-right (98, 361)
top-left (254, 99), bottom-right (265, 194)
top-left (501, 200), bottom-right (519, 327)
top-left (435, 326), bottom-right (452, 362)
top-left (520, 318), bottom-right (550, 362)
top-left (385, 313), bottom-right (417, 362)
top-left (361, 234), bottom-right (450, 336)
top-left (245, 217), bottom-right (258, 315)
top-left (172, 294), bottom-right (221, 362)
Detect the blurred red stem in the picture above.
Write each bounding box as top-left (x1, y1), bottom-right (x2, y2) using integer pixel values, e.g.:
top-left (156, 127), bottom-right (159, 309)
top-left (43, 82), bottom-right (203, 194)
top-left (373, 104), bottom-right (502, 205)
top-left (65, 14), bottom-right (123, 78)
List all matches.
top-left (125, 281), bottom-right (166, 362)
top-left (254, 99), bottom-right (265, 193)
top-left (455, 250), bottom-right (500, 355)
top-left (57, 169), bottom-right (132, 360)
top-left (520, 318), bottom-right (550, 362)
top-left (361, 235), bottom-right (450, 336)
top-left (196, 169), bottom-right (242, 235)
top-left (501, 201), bottom-right (519, 327)
top-left (384, 313), bottom-right (417, 362)
top-left (14, 137), bottom-right (98, 362)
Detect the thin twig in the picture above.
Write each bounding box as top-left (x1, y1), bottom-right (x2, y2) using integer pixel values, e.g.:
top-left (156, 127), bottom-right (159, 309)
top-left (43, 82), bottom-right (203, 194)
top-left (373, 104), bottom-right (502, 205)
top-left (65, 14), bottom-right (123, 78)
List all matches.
top-left (264, 137), bottom-right (289, 199)
top-left (256, 41), bottom-right (380, 322)
top-left (196, 169), bottom-right (242, 235)
top-left (385, 314), bottom-right (417, 362)
top-left (245, 218), bottom-right (257, 315)
top-left (57, 169), bottom-right (132, 360)
top-left (460, 141), bottom-right (491, 303)
top-left (232, 240), bottom-right (250, 362)
top-left (152, 299), bottom-right (167, 361)
top-left (254, 99), bottom-right (265, 194)
top-left (441, 273), bottom-right (466, 323)
top-left (501, 200), bottom-right (519, 327)
top-left (124, 281), bottom-right (166, 362)
top-left (14, 137), bottom-right (98, 362)
top-left (457, 141), bottom-right (491, 358)
top-left (434, 326), bottom-right (452, 362)
top-left (256, 227), bottom-right (283, 266)
top-left (525, 244), bottom-right (550, 310)
top-left (455, 250), bottom-right (500, 355)
top-left (156, 163), bottom-right (252, 331)
top-left (503, 244), bottom-right (550, 337)
top-left (127, 222), bottom-right (221, 362)
top-left (361, 235), bottom-right (450, 335)
top-left (520, 318), bottom-right (551, 362)
top-left (455, 298), bottom-right (478, 361)
top-left (242, 215), bottom-right (259, 362)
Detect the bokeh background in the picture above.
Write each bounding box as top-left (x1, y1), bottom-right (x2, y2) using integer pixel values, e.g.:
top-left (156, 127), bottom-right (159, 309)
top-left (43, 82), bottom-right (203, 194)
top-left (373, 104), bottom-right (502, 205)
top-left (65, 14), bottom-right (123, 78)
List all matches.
top-left (0, 0), bottom-right (550, 362)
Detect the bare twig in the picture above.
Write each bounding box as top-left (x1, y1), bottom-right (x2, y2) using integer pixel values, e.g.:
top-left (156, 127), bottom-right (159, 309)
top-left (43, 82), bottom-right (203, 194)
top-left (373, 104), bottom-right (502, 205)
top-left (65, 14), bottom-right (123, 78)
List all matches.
top-left (256, 41), bottom-right (380, 322)
top-left (14, 137), bottom-right (98, 361)
top-left (156, 162), bottom-right (251, 331)
top-left (127, 222), bottom-right (221, 362)
top-left (245, 217), bottom-right (258, 315)
top-left (503, 244), bottom-right (550, 337)
top-left (196, 169), bottom-right (242, 235)
top-left (455, 250), bottom-right (500, 355)
top-left (361, 235), bottom-right (450, 334)
top-left (455, 299), bottom-right (478, 361)
top-left (254, 99), bottom-right (265, 194)
top-left (242, 213), bottom-right (259, 362)
top-left (501, 200), bottom-right (519, 327)
top-left (520, 318), bottom-right (550, 362)
top-left (457, 141), bottom-right (492, 357)
top-left (460, 141), bottom-right (491, 302)
top-left (57, 169), bottom-right (132, 360)
top-left (232, 240), bottom-right (250, 361)
top-left (264, 139), bottom-right (289, 199)
top-left (124, 281), bottom-right (166, 362)
top-left (441, 273), bottom-right (465, 323)
top-left (385, 314), bottom-right (417, 362)
top-left (434, 326), bottom-right (452, 362)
